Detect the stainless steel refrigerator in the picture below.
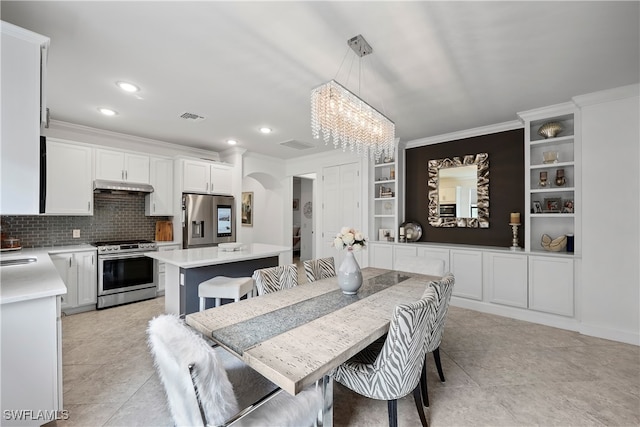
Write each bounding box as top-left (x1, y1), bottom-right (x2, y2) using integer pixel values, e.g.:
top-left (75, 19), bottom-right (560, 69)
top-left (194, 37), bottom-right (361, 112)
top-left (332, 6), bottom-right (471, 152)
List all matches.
top-left (182, 193), bottom-right (236, 248)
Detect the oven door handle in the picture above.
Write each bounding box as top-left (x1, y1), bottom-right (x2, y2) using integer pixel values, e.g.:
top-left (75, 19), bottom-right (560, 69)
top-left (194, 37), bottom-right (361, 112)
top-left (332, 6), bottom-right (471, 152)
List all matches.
top-left (98, 251), bottom-right (156, 260)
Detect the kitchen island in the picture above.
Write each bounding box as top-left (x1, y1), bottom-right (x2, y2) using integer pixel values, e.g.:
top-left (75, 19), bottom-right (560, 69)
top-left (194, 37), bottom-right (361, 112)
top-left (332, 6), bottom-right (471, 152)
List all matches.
top-left (145, 243), bottom-right (290, 315)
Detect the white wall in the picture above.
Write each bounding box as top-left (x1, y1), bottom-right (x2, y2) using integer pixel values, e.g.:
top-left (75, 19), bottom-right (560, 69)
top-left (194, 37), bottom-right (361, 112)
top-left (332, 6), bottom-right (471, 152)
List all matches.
top-left (574, 85), bottom-right (640, 345)
top-left (299, 177), bottom-right (314, 261)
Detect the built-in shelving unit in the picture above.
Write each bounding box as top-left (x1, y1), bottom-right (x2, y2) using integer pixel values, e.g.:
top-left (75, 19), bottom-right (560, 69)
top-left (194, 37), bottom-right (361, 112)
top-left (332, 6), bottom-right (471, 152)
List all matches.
top-left (371, 157), bottom-right (398, 242)
top-left (519, 102), bottom-right (580, 254)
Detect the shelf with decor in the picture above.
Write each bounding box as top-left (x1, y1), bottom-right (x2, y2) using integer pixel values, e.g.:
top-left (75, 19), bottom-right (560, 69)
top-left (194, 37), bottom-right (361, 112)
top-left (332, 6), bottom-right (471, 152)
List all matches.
top-left (371, 158), bottom-right (397, 243)
top-left (519, 102), bottom-right (580, 256)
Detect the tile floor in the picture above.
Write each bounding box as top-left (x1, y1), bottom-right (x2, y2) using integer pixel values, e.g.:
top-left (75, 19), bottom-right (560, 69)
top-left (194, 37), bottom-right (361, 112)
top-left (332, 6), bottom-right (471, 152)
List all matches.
top-left (55, 296), bottom-right (639, 427)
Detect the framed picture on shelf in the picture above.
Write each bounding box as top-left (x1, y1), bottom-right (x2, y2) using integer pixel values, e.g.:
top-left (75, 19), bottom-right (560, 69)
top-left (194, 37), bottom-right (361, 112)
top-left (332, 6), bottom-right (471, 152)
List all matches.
top-left (293, 198), bottom-right (299, 210)
top-left (543, 197), bottom-right (562, 213)
top-left (533, 200), bottom-right (542, 213)
top-left (562, 199), bottom-right (574, 213)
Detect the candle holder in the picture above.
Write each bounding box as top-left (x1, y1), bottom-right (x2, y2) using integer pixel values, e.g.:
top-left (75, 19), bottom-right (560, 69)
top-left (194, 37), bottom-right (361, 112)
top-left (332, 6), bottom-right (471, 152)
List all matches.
top-left (509, 223), bottom-right (521, 250)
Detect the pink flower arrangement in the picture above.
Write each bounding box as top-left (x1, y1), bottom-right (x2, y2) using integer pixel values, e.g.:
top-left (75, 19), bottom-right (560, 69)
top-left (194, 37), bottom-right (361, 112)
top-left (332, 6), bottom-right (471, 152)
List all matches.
top-left (333, 227), bottom-right (367, 252)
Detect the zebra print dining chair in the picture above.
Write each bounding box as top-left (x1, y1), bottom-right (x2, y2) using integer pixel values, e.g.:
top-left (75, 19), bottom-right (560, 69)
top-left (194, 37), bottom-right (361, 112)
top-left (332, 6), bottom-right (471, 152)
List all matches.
top-left (303, 257), bottom-right (336, 283)
top-left (330, 286), bottom-right (440, 427)
top-left (421, 273), bottom-right (455, 407)
top-left (252, 264), bottom-right (299, 296)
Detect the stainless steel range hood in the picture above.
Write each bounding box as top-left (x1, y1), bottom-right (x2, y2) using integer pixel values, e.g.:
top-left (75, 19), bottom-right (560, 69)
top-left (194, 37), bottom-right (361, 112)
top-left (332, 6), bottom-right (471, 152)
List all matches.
top-left (93, 179), bottom-right (154, 194)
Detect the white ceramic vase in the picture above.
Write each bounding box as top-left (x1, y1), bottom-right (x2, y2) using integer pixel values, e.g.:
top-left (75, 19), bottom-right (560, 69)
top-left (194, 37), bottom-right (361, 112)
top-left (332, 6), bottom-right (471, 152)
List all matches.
top-left (338, 250), bottom-right (363, 295)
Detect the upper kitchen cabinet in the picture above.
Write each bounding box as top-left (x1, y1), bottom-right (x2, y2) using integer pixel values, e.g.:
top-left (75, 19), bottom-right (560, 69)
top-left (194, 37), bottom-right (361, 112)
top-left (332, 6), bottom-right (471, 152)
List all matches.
top-left (95, 148), bottom-right (150, 184)
top-left (182, 159), bottom-right (232, 195)
top-left (44, 138), bottom-right (93, 215)
top-left (0, 21), bottom-right (49, 214)
top-left (145, 156), bottom-right (174, 216)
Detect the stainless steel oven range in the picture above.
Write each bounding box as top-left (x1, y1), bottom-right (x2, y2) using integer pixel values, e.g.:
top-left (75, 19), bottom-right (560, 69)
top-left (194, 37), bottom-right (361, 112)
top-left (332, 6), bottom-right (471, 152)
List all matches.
top-left (94, 240), bottom-right (158, 309)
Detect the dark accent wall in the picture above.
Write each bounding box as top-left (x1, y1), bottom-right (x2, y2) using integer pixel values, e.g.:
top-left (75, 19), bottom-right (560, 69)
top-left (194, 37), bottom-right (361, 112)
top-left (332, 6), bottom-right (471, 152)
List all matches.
top-left (405, 128), bottom-right (525, 247)
top-left (1, 193), bottom-right (170, 248)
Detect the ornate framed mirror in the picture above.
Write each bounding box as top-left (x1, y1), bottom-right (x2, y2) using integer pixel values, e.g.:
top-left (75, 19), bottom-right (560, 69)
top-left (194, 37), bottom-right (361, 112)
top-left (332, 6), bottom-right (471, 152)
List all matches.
top-left (428, 153), bottom-right (489, 228)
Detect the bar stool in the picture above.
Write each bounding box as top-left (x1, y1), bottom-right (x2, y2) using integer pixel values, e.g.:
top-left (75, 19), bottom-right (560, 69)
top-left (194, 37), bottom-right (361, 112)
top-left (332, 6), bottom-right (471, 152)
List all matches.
top-left (198, 276), bottom-right (254, 311)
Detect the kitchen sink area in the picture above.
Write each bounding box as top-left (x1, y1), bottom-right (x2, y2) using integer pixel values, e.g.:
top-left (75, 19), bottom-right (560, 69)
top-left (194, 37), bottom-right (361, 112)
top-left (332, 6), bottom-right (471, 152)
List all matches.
top-left (0, 256), bottom-right (37, 267)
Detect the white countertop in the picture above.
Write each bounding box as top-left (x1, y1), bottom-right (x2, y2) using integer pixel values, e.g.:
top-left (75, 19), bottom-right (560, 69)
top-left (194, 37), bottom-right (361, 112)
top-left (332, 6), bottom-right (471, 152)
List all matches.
top-left (0, 244), bottom-right (95, 305)
top-left (145, 243), bottom-right (291, 268)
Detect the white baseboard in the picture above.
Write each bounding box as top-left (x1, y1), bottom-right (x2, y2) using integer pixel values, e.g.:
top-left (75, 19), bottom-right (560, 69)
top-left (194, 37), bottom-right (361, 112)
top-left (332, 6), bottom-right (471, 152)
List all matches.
top-left (450, 297), bottom-right (639, 346)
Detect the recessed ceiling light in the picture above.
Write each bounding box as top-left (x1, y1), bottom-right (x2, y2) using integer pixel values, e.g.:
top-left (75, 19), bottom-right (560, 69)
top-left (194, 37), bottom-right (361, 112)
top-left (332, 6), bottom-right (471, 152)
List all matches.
top-left (259, 127), bottom-right (272, 134)
top-left (227, 139), bottom-right (237, 145)
top-left (98, 107), bottom-right (118, 116)
top-left (116, 81), bottom-right (140, 93)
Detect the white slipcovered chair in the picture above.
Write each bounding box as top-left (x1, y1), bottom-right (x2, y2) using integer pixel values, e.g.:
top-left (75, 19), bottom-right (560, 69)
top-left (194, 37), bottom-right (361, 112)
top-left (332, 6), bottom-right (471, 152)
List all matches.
top-left (252, 264), bottom-right (298, 296)
top-left (303, 257), bottom-right (336, 283)
top-left (147, 314), bottom-right (323, 427)
top-left (330, 286), bottom-right (440, 427)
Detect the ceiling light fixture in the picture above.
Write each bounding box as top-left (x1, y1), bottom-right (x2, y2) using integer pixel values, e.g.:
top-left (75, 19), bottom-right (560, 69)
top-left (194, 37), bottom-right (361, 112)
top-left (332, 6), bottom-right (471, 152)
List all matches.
top-left (311, 34), bottom-right (395, 161)
top-left (227, 139), bottom-right (237, 145)
top-left (259, 127), bottom-right (272, 134)
top-left (98, 107), bottom-right (117, 116)
top-left (116, 81), bottom-right (140, 93)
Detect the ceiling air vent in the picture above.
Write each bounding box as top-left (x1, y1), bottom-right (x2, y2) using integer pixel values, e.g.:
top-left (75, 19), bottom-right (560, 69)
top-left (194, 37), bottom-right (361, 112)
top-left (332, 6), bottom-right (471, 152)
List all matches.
top-left (179, 111), bottom-right (205, 122)
top-left (279, 139), bottom-right (315, 150)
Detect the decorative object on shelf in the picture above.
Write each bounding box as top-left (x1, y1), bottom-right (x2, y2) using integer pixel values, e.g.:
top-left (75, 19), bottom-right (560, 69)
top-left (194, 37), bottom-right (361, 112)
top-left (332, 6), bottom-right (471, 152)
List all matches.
top-left (378, 228), bottom-right (394, 242)
top-left (562, 199), bottom-right (574, 213)
top-left (379, 186), bottom-right (394, 198)
top-left (543, 197), bottom-right (562, 213)
top-left (566, 233), bottom-right (574, 253)
top-left (509, 213), bottom-right (522, 250)
top-left (542, 150), bottom-right (559, 164)
top-left (333, 227), bottom-right (366, 294)
top-left (541, 234), bottom-right (567, 252)
top-left (532, 200), bottom-right (543, 213)
top-left (390, 168), bottom-right (395, 180)
top-left (398, 226), bottom-right (406, 243)
top-left (311, 34), bottom-right (395, 161)
top-left (555, 169), bottom-right (566, 186)
top-left (537, 121), bottom-right (564, 139)
top-left (382, 201), bottom-right (393, 214)
top-left (399, 221), bottom-right (423, 242)
top-left (538, 171), bottom-right (548, 187)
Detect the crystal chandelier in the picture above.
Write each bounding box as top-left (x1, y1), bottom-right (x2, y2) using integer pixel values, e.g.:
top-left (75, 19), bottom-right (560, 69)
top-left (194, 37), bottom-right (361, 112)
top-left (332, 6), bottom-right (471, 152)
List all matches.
top-left (311, 35), bottom-right (395, 161)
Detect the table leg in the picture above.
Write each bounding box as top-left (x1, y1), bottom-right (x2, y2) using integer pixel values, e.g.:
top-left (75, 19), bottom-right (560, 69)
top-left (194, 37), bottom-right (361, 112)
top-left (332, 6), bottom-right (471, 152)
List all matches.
top-left (318, 375), bottom-right (333, 427)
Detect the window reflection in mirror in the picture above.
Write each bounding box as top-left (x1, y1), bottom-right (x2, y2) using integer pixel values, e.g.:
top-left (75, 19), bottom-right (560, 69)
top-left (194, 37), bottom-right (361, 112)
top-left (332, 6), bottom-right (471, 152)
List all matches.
top-left (437, 165), bottom-right (478, 218)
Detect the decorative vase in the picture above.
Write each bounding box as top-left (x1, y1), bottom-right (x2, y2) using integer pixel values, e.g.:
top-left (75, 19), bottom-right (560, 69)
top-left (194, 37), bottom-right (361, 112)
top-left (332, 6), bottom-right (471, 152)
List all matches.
top-left (338, 250), bottom-right (363, 295)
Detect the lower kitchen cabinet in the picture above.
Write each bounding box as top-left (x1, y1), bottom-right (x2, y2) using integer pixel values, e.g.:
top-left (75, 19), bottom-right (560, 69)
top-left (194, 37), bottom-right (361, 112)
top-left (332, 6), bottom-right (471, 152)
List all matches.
top-left (51, 250), bottom-right (97, 314)
top-left (450, 249), bottom-right (483, 300)
top-left (529, 255), bottom-right (574, 316)
top-left (487, 252), bottom-right (528, 308)
top-left (156, 243), bottom-right (181, 294)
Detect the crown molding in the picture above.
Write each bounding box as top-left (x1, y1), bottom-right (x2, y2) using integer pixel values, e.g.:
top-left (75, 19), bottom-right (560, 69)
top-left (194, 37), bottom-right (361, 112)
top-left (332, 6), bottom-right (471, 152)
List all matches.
top-left (404, 120), bottom-right (522, 149)
top-left (572, 84), bottom-right (639, 107)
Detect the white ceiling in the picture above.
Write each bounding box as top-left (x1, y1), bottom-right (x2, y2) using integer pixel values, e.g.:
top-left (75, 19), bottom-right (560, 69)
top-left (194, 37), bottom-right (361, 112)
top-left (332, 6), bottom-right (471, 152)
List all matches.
top-left (2, 1), bottom-right (638, 159)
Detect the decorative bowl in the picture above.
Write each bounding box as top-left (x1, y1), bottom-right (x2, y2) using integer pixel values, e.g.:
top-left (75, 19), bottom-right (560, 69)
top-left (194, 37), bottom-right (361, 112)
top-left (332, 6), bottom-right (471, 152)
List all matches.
top-left (218, 242), bottom-right (243, 252)
top-left (541, 234), bottom-right (567, 252)
top-left (537, 122), bottom-right (563, 139)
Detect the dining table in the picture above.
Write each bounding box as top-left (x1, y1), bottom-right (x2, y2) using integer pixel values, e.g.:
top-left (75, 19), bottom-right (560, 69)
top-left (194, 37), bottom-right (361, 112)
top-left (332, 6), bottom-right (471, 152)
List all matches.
top-left (185, 267), bottom-right (440, 426)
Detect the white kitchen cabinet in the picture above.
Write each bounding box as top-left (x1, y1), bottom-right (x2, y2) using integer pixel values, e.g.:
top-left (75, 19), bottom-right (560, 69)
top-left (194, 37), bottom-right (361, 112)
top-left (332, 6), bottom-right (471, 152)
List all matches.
top-left (95, 148), bottom-right (150, 184)
top-left (369, 243), bottom-right (393, 269)
top-left (529, 255), bottom-right (574, 316)
top-left (450, 249), bottom-right (483, 300)
top-left (182, 159), bottom-right (232, 195)
top-left (487, 252), bottom-right (528, 308)
top-left (1, 295), bottom-right (62, 425)
top-left (45, 138), bottom-right (93, 215)
top-left (0, 22), bottom-right (49, 214)
top-left (438, 187), bottom-right (456, 203)
top-left (145, 156), bottom-right (174, 216)
top-left (51, 250), bottom-right (97, 314)
top-left (155, 244), bottom-right (181, 294)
